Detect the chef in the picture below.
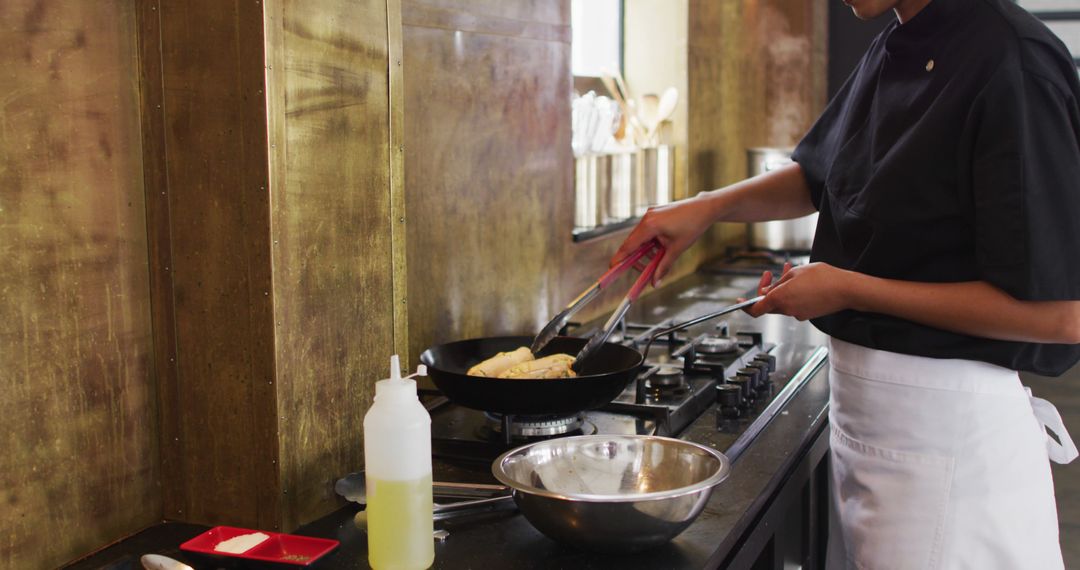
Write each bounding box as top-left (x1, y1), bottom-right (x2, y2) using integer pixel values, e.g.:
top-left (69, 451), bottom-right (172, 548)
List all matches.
top-left (613, 0), bottom-right (1080, 567)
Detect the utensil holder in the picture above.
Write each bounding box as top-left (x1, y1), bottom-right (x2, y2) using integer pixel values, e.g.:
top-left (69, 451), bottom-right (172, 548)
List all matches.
top-left (634, 145), bottom-right (674, 217)
top-left (574, 155), bottom-right (601, 229)
top-left (576, 146), bottom-right (673, 232)
top-left (606, 152), bottom-right (635, 224)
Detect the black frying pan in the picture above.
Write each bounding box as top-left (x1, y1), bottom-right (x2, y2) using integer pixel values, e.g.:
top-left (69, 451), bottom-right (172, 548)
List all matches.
top-left (420, 336), bottom-right (643, 415)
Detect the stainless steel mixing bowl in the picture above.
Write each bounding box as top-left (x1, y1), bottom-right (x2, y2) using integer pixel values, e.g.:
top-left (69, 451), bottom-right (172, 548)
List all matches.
top-left (492, 434), bottom-right (731, 551)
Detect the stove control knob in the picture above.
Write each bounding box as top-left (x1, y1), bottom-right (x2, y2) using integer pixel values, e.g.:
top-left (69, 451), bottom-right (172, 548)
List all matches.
top-left (715, 383), bottom-right (742, 407)
top-left (732, 373), bottom-right (755, 405)
top-left (717, 382), bottom-right (744, 418)
top-left (737, 367), bottom-right (761, 389)
top-left (753, 353), bottom-right (777, 373)
top-left (747, 362), bottom-right (771, 391)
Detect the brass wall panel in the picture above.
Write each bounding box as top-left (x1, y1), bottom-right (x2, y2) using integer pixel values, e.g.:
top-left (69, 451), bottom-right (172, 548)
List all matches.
top-left (136, 0), bottom-right (183, 525)
top-left (268, 0), bottom-right (397, 530)
top-left (688, 0), bottom-right (827, 248)
top-left (403, 1), bottom-right (578, 359)
top-left (389, 0), bottom-right (410, 362)
top-left (153, 0), bottom-right (280, 528)
top-left (0, 1), bottom-right (159, 567)
top-left (408, 0), bottom-right (567, 26)
top-left (403, 3), bottom-right (570, 42)
top-left (688, 0), bottom-right (826, 191)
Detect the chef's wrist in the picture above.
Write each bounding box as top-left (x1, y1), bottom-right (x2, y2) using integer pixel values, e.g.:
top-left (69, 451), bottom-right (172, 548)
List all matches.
top-left (695, 187), bottom-right (734, 224)
top-left (841, 269), bottom-right (874, 313)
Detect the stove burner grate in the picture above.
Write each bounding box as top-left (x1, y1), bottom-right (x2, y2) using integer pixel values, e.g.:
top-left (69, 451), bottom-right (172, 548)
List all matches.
top-left (651, 365), bottom-right (685, 386)
top-left (481, 412), bottom-right (595, 439)
top-left (640, 366), bottom-right (691, 400)
top-left (696, 335), bottom-right (739, 354)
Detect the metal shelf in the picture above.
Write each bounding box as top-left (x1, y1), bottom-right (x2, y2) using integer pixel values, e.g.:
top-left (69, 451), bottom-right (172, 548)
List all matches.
top-left (571, 217), bottom-right (639, 242)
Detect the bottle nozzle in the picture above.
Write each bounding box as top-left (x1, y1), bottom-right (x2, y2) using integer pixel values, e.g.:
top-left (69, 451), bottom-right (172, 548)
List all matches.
top-left (390, 355), bottom-right (402, 382)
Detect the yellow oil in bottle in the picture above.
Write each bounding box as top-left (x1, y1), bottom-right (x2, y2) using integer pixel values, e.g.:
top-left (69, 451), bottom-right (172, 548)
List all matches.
top-left (366, 473), bottom-right (434, 570)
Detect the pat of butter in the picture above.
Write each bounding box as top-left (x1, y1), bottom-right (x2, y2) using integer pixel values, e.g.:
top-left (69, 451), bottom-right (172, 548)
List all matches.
top-left (214, 532), bottom-right (269, 554)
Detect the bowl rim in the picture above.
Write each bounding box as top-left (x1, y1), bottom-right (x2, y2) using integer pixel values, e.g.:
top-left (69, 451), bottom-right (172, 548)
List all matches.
top-left (491, 434), bottom-right (731, 503)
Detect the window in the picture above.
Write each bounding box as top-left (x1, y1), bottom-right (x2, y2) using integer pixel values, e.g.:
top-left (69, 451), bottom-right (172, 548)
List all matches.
top-left (571, 0), bottom-right (623, 78)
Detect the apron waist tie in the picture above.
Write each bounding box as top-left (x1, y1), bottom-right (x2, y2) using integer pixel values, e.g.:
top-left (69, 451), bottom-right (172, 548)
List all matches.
top-left (1026, 387), bottom-right (1079, 464)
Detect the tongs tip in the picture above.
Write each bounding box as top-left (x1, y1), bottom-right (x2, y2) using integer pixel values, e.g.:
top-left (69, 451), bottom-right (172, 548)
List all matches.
top-left (533, 239), bottom-right (666, 364)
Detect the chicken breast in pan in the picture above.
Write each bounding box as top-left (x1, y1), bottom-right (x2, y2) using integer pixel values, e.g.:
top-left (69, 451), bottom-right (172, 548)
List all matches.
top-left (467, 347), bottom-right (576, 379)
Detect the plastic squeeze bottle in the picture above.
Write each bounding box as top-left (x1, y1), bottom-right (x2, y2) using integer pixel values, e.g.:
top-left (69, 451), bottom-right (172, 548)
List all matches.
top-left (363, 356), bottom-right (435, 570)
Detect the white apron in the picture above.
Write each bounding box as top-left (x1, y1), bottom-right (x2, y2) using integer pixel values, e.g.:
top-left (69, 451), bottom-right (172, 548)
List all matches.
top-left (825, 337), bottom-right (1077, 570)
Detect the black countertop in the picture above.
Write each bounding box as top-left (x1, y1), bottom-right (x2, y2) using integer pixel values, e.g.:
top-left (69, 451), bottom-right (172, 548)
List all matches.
top-left (69, 272), bottom-right (831, 570)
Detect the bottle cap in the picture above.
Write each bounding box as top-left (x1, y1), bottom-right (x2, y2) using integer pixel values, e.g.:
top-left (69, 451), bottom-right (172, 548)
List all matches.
top-left (375, 356), bottom-right (427, 398)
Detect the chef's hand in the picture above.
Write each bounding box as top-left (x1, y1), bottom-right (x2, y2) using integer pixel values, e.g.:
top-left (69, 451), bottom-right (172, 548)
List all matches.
top-left (744, 262), bottom-right (853, 321)
top-left (609, 198), bottom-right (716, 285)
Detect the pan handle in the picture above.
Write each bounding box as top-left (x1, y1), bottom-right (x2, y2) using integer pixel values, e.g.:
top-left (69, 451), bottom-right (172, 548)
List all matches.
top-left (639, 295), bottom-right (764, 356)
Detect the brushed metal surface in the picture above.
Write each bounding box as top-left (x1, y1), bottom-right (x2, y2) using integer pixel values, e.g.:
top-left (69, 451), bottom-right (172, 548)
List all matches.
top-left (687, 0), bottom-right (827, 255)
top-left (402, 0), bottom-right (579, 362)
top-left (746, 147), bottom-right (817, 251)
top-left (0, 1), bottom-right (159, 567)
top-left (150, 0), bottom-right (279, 530)
top-left (493, 435), bottom-right (730, 551)
top-left (268, 0), bottom-right (398, 531)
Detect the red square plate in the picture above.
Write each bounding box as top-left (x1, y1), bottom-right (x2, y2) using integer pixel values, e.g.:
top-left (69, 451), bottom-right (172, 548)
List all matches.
top-left (181, 526), bottom-right (339, 567)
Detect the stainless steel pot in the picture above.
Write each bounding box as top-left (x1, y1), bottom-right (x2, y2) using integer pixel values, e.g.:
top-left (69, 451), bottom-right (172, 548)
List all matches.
top-left (746, 147), bottom-right (817, 252)
top-left (492, 434), bottom-right (731, 551)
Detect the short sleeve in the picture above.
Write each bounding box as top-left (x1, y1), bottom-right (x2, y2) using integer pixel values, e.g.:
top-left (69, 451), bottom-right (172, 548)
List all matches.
top-left (965, 54), bottom-right (1080, 301)
top-left (791, 43), bottom-right (880, 211)
top-left (791, 102), bottom-right (838, 210)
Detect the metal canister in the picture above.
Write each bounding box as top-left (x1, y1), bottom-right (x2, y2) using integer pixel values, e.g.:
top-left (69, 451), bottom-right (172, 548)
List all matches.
top-left (607, 151), bottom-right (635, 223)
top-left (634, 145), bottom-right (674, 217)
top-left (746, 147), bottom-right (817, 252)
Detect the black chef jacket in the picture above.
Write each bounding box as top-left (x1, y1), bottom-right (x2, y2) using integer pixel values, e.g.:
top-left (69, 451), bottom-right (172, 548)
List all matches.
top-left (793, 0), bottom-right (1080, 376)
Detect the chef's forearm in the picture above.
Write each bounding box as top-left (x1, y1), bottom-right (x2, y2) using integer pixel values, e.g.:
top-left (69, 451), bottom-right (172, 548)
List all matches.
top-left (844, 273), bottom-right (1080, 345)
top-left (700, 163), bottom-right (817, 224)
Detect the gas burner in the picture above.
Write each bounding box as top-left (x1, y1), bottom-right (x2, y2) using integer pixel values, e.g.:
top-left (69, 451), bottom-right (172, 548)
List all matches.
top-left (642, 366), bottom-right (691, 399)
top-left (481, 413), bottom-right (595, 439)
top-left (650, 366), bottom-right (686, 387)
top-left (696, 336), bottom-right (739, 355)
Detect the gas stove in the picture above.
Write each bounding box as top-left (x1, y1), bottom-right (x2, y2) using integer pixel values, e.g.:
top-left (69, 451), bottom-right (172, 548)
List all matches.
top-left (426, 272), bottom-right (828, 465)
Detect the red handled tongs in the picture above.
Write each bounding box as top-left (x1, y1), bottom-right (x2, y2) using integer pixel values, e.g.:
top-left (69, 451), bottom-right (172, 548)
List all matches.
top-left (529, 240), bottom-right (665, 370)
